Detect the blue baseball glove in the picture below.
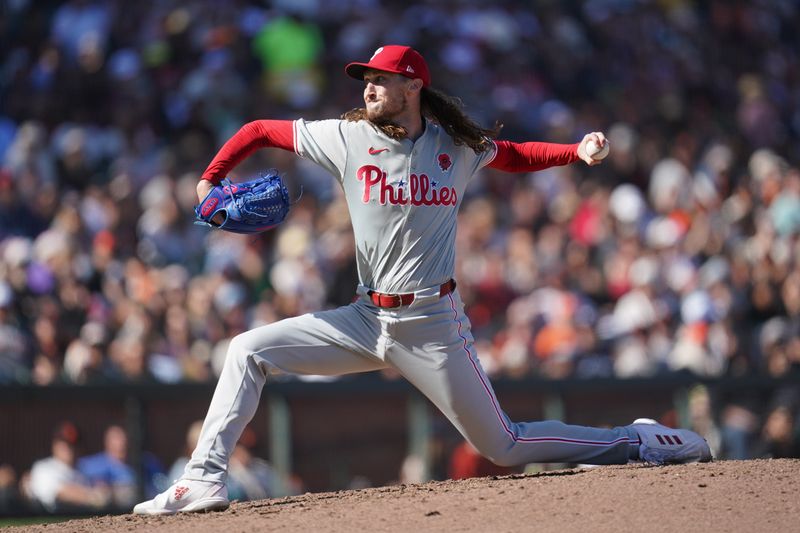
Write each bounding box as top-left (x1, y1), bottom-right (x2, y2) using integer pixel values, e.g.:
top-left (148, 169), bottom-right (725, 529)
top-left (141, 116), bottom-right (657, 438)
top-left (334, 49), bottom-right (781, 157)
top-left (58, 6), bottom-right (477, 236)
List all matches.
top-left (195, 171), bottom-right (291, 234)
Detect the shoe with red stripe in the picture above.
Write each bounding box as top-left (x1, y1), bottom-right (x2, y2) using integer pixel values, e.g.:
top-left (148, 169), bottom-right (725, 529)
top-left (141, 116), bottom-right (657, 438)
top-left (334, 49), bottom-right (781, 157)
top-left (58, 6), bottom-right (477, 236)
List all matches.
top-left (132, 479), bottom-right (229, 515)
top-left (630, 418), bottom-right (712, 465)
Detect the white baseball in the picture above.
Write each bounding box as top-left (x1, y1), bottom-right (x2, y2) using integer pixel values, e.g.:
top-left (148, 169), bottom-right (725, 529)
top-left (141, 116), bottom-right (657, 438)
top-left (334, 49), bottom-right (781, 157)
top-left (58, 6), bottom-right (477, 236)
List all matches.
top-left (586, 140), bottom-right (610, 160)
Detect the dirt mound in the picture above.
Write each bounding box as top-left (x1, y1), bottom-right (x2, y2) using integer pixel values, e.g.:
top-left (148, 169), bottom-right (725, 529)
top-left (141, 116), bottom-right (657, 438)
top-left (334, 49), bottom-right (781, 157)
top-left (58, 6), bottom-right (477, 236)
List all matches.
top-left (12, 459), bottom-right (799, 533)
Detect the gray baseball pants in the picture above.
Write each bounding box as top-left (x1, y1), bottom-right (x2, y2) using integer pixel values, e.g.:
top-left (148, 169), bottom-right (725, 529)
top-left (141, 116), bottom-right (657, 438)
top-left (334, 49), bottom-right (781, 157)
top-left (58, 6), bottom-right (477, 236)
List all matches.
top-left (184, 286), bottom-right (637, 482)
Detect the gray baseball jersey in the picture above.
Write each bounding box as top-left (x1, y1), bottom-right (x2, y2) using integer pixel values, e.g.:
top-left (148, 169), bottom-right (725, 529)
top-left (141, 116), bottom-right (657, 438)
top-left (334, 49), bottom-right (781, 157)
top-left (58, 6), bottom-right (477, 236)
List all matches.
top-left (293, 118), bottom-right (494, 293)
top-left (182, 118), bottom-right (639, 486)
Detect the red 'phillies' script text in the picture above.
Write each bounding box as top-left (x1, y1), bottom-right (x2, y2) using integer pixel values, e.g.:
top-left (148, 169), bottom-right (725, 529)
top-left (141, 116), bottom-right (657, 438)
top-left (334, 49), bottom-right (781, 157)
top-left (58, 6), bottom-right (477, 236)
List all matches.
top-left (357, 165), bottom-right (457, 206)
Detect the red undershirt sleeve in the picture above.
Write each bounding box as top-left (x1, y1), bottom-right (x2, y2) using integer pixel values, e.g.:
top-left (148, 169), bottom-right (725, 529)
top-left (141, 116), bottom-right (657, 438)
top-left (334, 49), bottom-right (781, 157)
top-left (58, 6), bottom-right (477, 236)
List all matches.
top-left (488, 140), bottom-right (581, 173)
top-left (200, 120), bottom-right (295, 184)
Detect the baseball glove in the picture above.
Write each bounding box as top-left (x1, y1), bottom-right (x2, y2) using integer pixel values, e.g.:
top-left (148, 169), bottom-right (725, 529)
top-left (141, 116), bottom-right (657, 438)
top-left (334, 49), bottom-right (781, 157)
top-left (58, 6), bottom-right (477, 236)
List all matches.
top-left (194, 171), bottom-right (291, 234)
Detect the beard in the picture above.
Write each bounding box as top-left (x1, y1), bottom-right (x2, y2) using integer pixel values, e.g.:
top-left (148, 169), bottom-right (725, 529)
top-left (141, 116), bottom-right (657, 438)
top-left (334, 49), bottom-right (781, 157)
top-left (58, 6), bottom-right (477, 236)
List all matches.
top-left (366, 94), bottom-right (407, 124)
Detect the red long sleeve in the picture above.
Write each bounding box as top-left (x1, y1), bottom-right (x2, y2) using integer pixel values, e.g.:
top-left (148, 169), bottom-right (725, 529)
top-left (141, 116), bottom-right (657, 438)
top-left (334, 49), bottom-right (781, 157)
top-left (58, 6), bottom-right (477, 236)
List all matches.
top-left (201, 120), bottom-right (295, 184)
top-left (488, 140), bottom-right (580, 172)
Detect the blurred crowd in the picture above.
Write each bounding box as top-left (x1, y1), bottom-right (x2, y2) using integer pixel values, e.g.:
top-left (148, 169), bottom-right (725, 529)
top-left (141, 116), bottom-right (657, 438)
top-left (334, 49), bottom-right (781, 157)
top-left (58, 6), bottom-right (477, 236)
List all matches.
top-left (1, 0), bottom-right (799, 475)
top-left (0, 420), bottom-right (293, 514)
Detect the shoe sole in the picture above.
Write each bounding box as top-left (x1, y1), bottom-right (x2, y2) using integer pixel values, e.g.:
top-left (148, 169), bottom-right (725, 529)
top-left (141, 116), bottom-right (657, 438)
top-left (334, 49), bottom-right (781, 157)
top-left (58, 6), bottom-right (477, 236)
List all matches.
top-left (179, 497), bottom-right (230, 513)
top-left (133, 497), bottom-right (230, 516)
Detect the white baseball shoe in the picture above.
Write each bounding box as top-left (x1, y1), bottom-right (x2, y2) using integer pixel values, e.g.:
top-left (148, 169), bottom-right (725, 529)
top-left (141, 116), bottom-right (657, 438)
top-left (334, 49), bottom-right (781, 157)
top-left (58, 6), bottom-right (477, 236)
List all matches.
top-left (133, 479), bottom-right (229, 515)
top-left (630, 418), bottom-right (712, 465)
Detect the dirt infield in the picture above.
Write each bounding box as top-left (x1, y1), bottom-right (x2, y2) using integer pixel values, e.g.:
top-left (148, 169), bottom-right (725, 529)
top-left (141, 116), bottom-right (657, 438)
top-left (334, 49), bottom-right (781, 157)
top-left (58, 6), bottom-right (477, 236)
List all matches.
top-left (11, 459), bottom-right (799, 533)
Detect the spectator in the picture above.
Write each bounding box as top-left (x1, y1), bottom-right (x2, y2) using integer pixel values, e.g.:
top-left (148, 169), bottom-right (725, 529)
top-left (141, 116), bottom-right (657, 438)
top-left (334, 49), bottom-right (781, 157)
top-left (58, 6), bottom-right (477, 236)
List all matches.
top-left (719, 405), bottom-right (760, 460)
top-left (25, 422), bottom-right (110, 512)
top-left (226, 426), bottom-right (279, 501)
top-left (0, 280), bottom-right (28, 383)
top-left (76, 425), bottom-right (136, 508)
top-left (252, 12), bottom-right (324, 109)
top-left (169, 421), bottom-right (282, 501)
top-left (78, 425), bottom-right (163, 509)
top-left (753, 405), bottom-right (800, 459)
top-left (167, 420), bottom-right (204, 484)
top-left (0, 464), bottom-right (19, 513)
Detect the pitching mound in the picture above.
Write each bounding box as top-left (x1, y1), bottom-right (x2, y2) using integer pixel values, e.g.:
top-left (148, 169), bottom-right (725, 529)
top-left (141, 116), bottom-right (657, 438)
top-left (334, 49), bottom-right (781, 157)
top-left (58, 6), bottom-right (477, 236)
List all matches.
top-left (13, 459), bottom-right (799, 532)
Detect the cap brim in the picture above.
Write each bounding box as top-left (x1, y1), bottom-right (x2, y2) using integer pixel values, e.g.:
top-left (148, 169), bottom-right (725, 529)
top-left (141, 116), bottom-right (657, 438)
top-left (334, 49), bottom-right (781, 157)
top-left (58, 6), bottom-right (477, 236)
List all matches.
top-left (345, 62), bottom-right (407, 81)
top-left (345, 62), bottom-right (369, 81)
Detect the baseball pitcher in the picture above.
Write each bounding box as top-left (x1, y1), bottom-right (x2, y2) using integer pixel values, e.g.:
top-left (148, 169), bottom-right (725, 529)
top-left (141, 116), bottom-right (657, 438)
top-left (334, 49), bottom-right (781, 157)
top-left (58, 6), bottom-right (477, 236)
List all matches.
top-left (134, 45), bottom-right (711, 515)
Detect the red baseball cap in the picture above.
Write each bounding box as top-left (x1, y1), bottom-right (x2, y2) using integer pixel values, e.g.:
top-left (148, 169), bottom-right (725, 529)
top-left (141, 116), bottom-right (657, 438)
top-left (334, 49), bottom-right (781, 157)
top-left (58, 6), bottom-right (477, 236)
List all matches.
top-left (345, 45), bottom-right (431, 87)
top-left (53, 421), bottom-right (80, 446)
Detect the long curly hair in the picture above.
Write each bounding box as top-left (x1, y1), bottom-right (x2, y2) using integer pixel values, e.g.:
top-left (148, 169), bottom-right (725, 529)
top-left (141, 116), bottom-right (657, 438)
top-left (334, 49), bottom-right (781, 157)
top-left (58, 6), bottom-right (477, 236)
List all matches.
top-left (341, 86), bottom-right (502, 154)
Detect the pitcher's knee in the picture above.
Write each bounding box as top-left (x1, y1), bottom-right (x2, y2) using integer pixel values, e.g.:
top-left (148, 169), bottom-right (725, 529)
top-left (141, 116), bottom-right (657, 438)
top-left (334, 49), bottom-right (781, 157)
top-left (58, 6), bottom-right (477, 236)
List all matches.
top-left (483, 451), bottom-right (518, 468)
top-left (226, 332), bottom-right (261, 367)
top-left (470, 442), bottom-right (518, 467)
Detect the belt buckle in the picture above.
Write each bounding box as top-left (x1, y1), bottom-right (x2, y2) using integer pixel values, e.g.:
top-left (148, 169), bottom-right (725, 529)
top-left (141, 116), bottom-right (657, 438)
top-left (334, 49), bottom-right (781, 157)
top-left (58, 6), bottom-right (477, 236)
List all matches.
top-left (383, 293), bottom-right (403, 309)
top-left (369, 290), bottom-right (401, 309)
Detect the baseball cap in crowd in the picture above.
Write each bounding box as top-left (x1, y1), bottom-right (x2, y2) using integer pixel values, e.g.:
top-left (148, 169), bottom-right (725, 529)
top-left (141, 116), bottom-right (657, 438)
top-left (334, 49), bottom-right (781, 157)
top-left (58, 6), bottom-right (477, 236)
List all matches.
top-left (345, 45), bottom-right (431, 87)
top-left (52, 421), bottom-right (81, 446)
